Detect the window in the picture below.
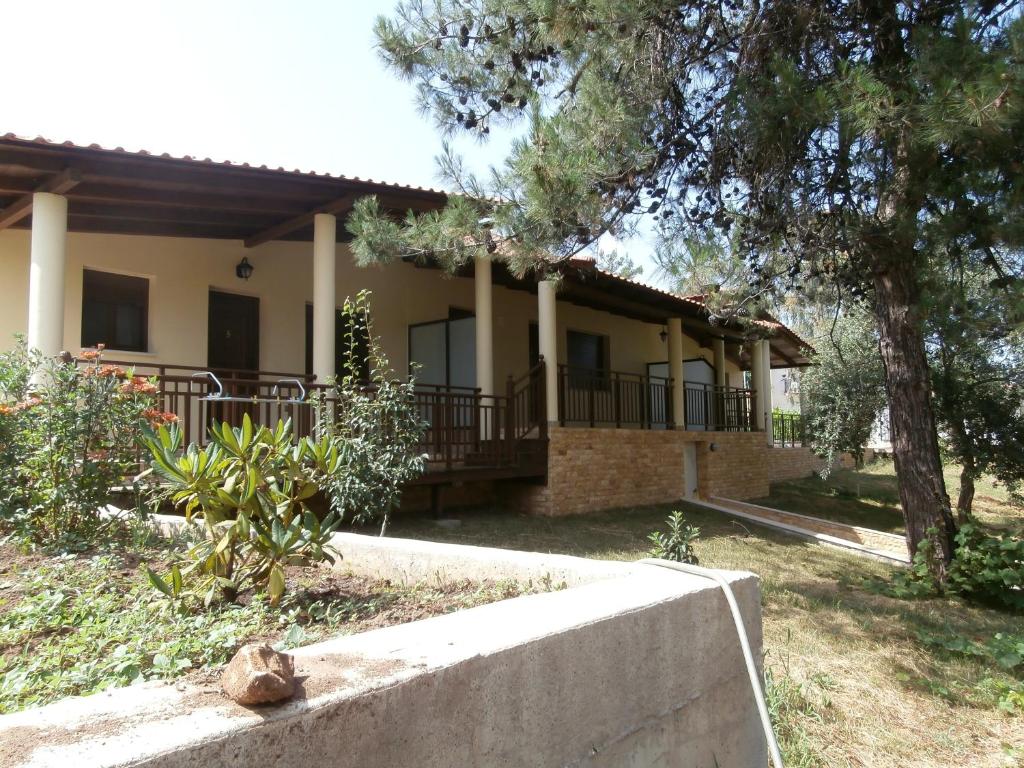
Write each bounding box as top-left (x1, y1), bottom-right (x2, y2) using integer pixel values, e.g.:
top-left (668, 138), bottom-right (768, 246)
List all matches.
top-left (566, 330), bottom-right (609, 388)
top-left (305, 304), bottom-right (371, 381)
top-left (567, 330), bottom-right (608, 371)
top-left (81, 269), bottom-right (149, 352)
top-left (407, 309), bottom-right (476, 388)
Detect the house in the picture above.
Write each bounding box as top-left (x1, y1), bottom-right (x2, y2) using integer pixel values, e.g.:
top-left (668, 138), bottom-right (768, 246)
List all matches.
top-left (0, 134), bottom-right (822, 514)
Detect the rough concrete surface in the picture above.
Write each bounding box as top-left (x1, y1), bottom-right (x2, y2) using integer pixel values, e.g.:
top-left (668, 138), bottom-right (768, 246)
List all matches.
top-left (0, 534), bottom-right (766, 768)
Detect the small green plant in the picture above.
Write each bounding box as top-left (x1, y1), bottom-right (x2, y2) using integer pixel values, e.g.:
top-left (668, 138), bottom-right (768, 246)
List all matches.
top-left (764, 663), bottom-right (831, 768)
top-left (0, 340), bottom-right (167, 548)
top-left (144, 414), bottom-right (344, 606)
top-left (312, 290), bottom-right (426, 535)
top-left (648, 510), bottom-right (700, 565)
top-left (946, 523), bottom-right (1024, 611)
top-left (880, 524), bottom-right (1024, 611)
top-left (914, 629), bottom-right (1024, 712)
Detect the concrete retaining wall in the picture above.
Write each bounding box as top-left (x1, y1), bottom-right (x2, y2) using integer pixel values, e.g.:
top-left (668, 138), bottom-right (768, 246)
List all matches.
top-left (0, 534), bottom-right (766, 768)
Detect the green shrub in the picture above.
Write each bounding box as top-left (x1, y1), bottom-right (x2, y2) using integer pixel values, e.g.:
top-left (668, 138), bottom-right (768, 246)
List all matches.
top-left (145, 415), bottom-right (344, 607)
top-left (648, 510), bottom-right (701, 565)
top-left (312, 290), bottom-right (426, 535)
top-left (879, 523), bottom-right (1024, 611)
top-left (946, 523), bottom-right (1024, 611)
top-left (0, 340), bottom-right (165, 548)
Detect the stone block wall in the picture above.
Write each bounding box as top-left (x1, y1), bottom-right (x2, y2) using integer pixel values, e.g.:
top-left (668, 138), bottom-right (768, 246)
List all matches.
top-left (513, 427), bottom-right (866, 517)
top-left (538, 427), bottom-right (688, 516)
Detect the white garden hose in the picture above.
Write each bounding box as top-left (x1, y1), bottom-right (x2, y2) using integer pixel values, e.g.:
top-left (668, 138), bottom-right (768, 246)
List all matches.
top-left (638, 558), bottom-right (785, 768)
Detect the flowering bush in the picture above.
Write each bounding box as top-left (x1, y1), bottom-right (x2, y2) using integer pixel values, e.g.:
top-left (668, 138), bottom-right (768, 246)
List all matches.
top-left (0, 340), bottom-right (165, 548)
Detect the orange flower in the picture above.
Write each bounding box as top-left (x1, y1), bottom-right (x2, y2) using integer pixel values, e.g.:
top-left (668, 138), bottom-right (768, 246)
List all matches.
top-left (79, 349), bottom-right (101, 361)
top-left (120, 377), bottom-right (158, 395)
top-left (143, 408), bottom-right (179, 426)
top-left (96, 364), bottom-right (128, 379)
top-left (8, 396), bottom-right (42, 413)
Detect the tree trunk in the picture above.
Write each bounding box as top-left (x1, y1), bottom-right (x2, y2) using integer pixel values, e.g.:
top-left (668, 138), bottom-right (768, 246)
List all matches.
top-left (956, 462), bottom-right (975, 525)
top-left (872, 258), bottom-right (956, 581)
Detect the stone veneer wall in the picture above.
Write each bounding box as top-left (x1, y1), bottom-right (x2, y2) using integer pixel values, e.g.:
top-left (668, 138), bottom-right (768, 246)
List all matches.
top-left (509, 426), bottom-right (861, 516)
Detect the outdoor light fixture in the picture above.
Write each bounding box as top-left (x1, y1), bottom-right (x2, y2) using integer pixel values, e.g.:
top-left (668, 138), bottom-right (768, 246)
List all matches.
top-left (709, 442), bottom-right (719, 452)
top-left (659, 326), bottom-right (669, 343)
top-left (235, 257), bottom-right (254, 281)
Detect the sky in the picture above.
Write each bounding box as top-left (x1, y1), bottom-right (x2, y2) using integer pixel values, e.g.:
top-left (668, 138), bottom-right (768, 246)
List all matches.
top-left (5, 1), bottom-right (664, 282)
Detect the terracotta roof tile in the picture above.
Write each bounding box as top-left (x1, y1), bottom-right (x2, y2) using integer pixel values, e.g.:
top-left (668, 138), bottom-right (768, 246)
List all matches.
top-left (0, 132), bottom-right (451, 198)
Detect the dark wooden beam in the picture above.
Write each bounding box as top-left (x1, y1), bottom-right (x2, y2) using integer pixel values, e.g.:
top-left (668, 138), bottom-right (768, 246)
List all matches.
top-left (772, 346), bottom-right (798, 367)
top-left (244, 194), bottom-right (356, 248)
top-left (0, 145), bottom-right (447, 207)
top-left (66, 200), bottom-right (272, 229)
top-left (68, 182), bottom-right (310, 216)
top-left (0, 168), bottom-right (81, 231)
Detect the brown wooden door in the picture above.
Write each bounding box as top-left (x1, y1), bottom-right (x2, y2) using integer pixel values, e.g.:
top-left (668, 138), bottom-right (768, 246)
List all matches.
top-left (207, 291), bottom-right (260, 429)
top-left (208, 290), bottom-right (259, 373)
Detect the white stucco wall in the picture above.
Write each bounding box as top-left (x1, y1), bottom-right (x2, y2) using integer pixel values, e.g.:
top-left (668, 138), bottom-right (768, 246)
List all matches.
top-left (0, 230), bottom-right (738, 385)
top-left (770, 368), bottom-right (800, 413)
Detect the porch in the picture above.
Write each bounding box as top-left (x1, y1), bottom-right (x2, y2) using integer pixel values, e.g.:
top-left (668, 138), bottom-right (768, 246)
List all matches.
top-left (0, 135), bottom-right (814, 512)
top-left (102, 354), bottom-right (763, 484)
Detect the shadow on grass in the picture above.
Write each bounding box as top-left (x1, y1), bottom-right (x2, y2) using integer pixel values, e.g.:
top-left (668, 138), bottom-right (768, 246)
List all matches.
top-left (752, 466), bottom-right (906, 534)
top-left (383, 499), bottom-right (1021, 715)
top-left (381, 500), bottom-right (824, 564)
top-left (782, 572), bottom-right (1022, 710)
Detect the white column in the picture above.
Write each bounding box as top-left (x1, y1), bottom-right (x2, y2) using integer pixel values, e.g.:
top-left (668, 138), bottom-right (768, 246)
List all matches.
top-left (27, 192), bottom-right (68, 358)
top-left (750, 340), bottom-right (766, 432)
top-left (712, 337), bottom-right (727, 388)
top-left (474, 254), bottom-right (494, 397)
top-left (761, 340), bottom-right (774, 445)
top-left (537, 279), bottom-right (558, 423)
top-left (667, 318), bottom-right (684, 429)
top-left (312, 213), bottom-right (337, 384)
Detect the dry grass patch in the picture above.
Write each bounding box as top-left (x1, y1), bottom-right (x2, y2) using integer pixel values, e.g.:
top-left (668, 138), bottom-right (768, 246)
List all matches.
top-left (753, 458), bottom-right (1023, 536)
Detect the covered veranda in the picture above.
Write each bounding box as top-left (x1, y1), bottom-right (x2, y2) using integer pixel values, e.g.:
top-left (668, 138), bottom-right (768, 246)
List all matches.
top-left (0, 134), bottom-right (811, 482)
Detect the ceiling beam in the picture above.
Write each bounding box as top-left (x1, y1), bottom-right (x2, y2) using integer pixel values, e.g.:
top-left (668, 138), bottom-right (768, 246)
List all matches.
top-left (773, 346), bottom-right (798, 367)
top-left (244, 194), bottom-right (356, 248)
top-left (0, 168), bottom-right (81, 231)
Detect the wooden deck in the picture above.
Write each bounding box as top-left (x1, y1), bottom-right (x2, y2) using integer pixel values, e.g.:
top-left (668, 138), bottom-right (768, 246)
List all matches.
top-left (96, 357), bottom-right (760, 489)
top-left (97, 357), bottom-right (551, 485)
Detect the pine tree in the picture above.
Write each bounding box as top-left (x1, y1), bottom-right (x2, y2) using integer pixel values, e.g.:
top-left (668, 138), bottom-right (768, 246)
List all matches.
top-left (355, 0), bottom-right (1024, 581)
top-left (926, 259), bottom-right (1024, 522)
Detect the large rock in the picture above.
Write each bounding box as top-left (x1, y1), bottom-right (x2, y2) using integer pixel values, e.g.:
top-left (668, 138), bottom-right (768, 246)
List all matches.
top-left (220, 643), bottom-right (296, 705)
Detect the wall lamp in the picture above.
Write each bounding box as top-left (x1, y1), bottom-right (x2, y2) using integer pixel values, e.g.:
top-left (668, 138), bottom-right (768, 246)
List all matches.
top-left (659, 326), bottom-right (668, 343)
top-left (235, 257), bottom-right (254, 281)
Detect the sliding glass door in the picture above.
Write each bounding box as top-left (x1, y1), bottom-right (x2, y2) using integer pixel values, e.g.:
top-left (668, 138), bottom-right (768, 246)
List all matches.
top-left (408, 315), bottom-right (476, 389)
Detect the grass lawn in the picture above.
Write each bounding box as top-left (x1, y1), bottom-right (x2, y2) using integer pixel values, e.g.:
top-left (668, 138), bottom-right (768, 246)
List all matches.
top-left (387, 500), bottom-right (1024, 768)
top-left (752, 458), bottom-right (1023, 535)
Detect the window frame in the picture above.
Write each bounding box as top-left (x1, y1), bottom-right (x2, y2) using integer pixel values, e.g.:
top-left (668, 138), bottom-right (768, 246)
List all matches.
top-left (80, 268), bottom-right (150, 353)
top-left (565, 329), bottom-right (610, 389)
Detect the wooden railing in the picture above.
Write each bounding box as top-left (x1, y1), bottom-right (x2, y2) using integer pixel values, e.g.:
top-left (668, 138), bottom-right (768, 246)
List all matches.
top-left (558, 365), bottom-right (673, 429)
top-left (772, 411), bottom-right (806, 447)
top-left (557, 364), bottom-right (756, 431)
top-left (91, 358), bottom-right (549, 474)
top-left (682, 382), bottom-right (756, 432)
top-left (409, 358), bottom-right (548, 472)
